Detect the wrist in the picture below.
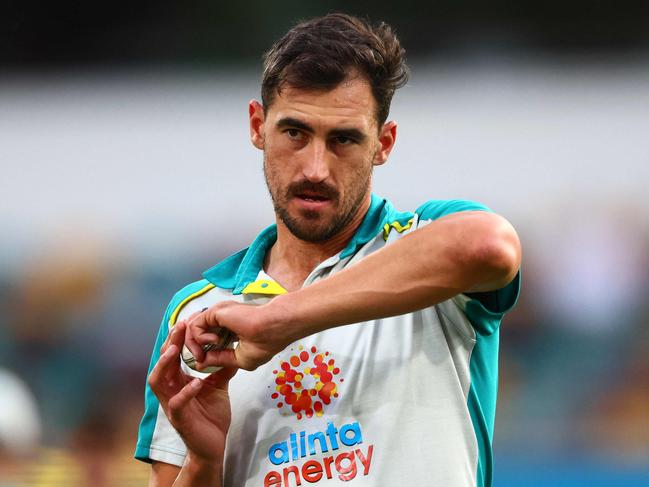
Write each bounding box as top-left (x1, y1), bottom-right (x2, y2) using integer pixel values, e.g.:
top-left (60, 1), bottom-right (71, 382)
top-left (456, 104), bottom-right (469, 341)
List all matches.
top-left (262, 292), bottom-right (303, 344)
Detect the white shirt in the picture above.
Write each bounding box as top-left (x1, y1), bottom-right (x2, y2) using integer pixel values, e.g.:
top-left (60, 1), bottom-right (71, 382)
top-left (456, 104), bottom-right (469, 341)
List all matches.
top-left (136, 194), bottom-right (520, 487)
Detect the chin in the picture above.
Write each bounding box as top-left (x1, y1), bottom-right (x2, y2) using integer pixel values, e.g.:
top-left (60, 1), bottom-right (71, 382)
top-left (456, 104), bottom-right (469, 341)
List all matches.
top-left (296, 208), bottom-right (327, 220)
top-left (288, 219), bottom-right (338, 243)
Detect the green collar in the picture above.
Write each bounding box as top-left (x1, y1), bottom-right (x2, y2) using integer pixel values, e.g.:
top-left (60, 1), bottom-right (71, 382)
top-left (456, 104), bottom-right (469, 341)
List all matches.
top-left (202, 193), bottom-right (410, 294)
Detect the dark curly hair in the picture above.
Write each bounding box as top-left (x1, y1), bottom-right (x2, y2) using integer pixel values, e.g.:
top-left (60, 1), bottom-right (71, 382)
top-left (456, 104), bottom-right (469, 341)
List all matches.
top-left (261, 13), bottom-right (409, 127)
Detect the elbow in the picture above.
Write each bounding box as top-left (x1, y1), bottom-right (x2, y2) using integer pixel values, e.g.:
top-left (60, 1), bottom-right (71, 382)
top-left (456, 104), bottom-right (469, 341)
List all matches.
top-left (468, 215), bottom-right (521, 290)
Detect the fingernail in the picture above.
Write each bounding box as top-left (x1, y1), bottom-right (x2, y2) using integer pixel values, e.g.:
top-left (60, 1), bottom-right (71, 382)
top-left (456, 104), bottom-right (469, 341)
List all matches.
top-left (191, 378), bottom-right (202, 389)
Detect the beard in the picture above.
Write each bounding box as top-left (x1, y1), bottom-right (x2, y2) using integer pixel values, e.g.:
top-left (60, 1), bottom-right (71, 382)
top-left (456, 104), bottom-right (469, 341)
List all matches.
top-left (264, 154), bottom-right (373, 243)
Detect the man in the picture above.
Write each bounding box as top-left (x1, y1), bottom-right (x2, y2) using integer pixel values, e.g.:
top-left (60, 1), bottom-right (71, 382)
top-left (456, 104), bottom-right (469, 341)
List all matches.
top-left (136, 13), bottom-right (521, 487)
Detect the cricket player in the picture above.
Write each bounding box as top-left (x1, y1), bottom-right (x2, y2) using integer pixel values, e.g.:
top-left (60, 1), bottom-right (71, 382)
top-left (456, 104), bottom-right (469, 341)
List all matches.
top-left (137, 13), bottom-right (522, 487)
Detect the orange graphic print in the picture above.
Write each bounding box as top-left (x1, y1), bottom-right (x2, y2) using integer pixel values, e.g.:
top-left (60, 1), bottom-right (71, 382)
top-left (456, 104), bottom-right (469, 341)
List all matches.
top-left (271, 345), bottom-right (343, 420)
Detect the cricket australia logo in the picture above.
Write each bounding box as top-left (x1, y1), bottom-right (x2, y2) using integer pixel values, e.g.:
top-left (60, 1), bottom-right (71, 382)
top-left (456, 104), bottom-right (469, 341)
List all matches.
top-left (270, 345), bottom-right (343, 420)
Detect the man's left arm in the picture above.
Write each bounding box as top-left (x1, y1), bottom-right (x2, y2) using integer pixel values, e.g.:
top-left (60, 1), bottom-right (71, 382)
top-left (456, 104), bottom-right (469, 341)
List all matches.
top-left (188, 210), bottom-right (521, 371)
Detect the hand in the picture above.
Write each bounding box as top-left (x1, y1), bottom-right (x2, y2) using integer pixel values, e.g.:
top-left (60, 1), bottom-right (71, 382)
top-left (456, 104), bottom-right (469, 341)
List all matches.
top-left (147, 320), bottom-right (237, 464)
top-left (184, 300), bottom-right (293, 372)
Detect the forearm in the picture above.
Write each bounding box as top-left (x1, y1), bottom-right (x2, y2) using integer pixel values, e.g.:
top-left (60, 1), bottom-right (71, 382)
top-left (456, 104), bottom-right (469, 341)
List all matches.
top-left (265, 211), bottom-right (520, 341)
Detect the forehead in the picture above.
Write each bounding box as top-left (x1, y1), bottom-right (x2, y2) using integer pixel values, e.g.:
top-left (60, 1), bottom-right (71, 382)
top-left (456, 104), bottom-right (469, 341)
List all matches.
top-left (267, 77), bottom-right (377, 132)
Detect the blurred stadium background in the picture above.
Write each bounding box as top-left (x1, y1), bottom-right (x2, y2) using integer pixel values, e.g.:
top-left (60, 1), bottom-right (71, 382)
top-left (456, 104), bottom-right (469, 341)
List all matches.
top-left (1, 1), bottom-right (648, 485)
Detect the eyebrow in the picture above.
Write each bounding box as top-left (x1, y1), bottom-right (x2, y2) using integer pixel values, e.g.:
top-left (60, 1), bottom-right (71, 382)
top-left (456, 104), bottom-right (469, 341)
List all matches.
top-left (276, 117), bottom-right (367, 143)
top-left (329, 127), bottom-right (367, 143)
top-left (276, 117), bottom-right (314, 133)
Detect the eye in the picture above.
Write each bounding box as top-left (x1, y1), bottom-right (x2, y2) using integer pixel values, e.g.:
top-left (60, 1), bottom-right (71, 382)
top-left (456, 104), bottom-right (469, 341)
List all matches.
top-left (285, 128), bottom-right (303, 140)
top-left (333, 136), bottom-right (355, 146)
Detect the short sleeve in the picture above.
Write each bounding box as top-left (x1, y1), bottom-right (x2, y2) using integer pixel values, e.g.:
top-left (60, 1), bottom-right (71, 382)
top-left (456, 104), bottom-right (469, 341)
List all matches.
top-left (463, 271), bottom-right (521, 335)
top-left (134, 299), bottom-right (187, 466)
top-left (134, 282), bottom-right (212, 466)
top-left (416, 199), bottom-right (521, 335)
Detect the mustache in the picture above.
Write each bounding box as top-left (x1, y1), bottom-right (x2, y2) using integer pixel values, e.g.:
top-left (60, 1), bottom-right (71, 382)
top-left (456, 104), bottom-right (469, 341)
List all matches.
top-left (287, 180), bottom-right (339, 200)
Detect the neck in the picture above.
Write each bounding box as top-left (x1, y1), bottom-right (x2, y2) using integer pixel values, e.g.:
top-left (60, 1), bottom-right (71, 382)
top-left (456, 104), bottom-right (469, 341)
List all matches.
top-left (265, 194), bottom-right (372, 291)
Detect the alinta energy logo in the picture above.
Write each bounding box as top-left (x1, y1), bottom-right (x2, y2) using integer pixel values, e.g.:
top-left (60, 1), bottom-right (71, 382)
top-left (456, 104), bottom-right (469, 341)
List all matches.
top-left (270, 345), bottom-right (343, 420)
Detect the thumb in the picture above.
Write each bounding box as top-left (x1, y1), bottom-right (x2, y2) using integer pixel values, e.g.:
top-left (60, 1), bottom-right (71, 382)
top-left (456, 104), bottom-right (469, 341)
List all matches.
top-left (233, 342), bottom-right (268, 371)
top-left (203, 366), bottom-right (238, 389)
top-left (168, 378), bottom-right (203, 422)
top-left (197, 347), bottom-right (239, 370)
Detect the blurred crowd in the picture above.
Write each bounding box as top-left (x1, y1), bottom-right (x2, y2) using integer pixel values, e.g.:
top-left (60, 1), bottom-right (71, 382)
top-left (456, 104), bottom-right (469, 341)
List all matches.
top-left (498, 208), bottom-right (649, 464)
top-left (0, 201), bottom-right (648, 486)
top-left (3, 1), bottom-right (649, 484)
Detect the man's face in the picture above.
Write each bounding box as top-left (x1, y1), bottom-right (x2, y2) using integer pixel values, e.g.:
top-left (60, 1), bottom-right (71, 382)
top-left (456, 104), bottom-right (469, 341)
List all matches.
top-left (250, 77), bottom-right (395, 243)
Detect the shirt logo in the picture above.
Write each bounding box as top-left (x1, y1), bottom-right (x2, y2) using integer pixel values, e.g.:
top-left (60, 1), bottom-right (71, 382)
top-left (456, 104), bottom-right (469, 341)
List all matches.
top-left (271, 345), bottom-right (343, 420)
top-left (264, 421), bottom-right (374, 486)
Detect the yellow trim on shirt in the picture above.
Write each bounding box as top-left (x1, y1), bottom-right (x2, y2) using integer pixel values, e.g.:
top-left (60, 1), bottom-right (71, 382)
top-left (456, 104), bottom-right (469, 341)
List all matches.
top-left (383, 218), bottom-right (414, 240)
top-left (242, 279), bottom-right (287, 295)
top-left (169, 283), bottom-right (216, 326)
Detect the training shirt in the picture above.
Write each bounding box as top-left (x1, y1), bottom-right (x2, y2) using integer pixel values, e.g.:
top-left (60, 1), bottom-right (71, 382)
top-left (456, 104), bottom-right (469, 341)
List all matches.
top-left (135, 194), bottom-right (520, 487)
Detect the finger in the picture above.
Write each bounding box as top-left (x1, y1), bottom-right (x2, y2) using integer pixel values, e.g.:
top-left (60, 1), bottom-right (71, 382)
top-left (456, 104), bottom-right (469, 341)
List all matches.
top-left (187, 308), bottom-right (211, 332)
top-left (185, 308), bottom-right (206, 322)
top-left (195, 332), bottom-right (221, 345)
top-left (195, 325), bottom-right (238, 347)
top-left (203, 366), bottom-right (238, 390)
top-left (169, 320), bottom-right (187, 350)
top-left (160, 336), bottom-right (170, 354)
top-left (185, 323), bottom-right (205, 363)
top-left (196, 347), bottom-right (239, 370)
top-left (167, 378), bottom-right (203, 422)
top-left (148, 344), bottom-right (180, 398)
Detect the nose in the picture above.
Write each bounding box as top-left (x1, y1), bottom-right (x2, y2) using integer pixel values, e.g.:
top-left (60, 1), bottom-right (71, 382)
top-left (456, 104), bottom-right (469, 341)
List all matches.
top-left (301, 138), bottom-right (330, 183)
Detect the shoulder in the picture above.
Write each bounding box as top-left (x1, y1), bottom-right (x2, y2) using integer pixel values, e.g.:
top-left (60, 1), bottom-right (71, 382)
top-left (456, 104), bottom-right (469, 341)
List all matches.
top-left (163, 278), bottom-right (216, 326)
top-left (169, 278), bottom-right (215, 308)
top-left (379, 197), bottom-right (495, 241)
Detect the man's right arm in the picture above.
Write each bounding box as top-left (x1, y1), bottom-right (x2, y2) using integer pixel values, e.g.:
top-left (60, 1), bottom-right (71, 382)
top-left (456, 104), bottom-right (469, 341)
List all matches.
top-left (146, 321), bottom-right (234, 487)
top-left (150, 458), bottom-right (223, 487)
top-left (149, 461), bottom-right (181, 487)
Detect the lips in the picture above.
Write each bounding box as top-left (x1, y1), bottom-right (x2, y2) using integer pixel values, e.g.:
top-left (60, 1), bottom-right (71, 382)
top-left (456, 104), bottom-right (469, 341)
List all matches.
top-left (296, 192), bottom-right (330, 202)
top-left (287, 182), bottom-right (338, 210)
top-left (292, 192), bottom-right (335, 212)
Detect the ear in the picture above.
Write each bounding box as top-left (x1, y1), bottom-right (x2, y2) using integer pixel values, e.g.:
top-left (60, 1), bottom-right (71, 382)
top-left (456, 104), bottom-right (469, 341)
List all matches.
top-left (249, 100), bottom-right (265, 150)
top-left (373, 121), bottom-right (397, 166)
